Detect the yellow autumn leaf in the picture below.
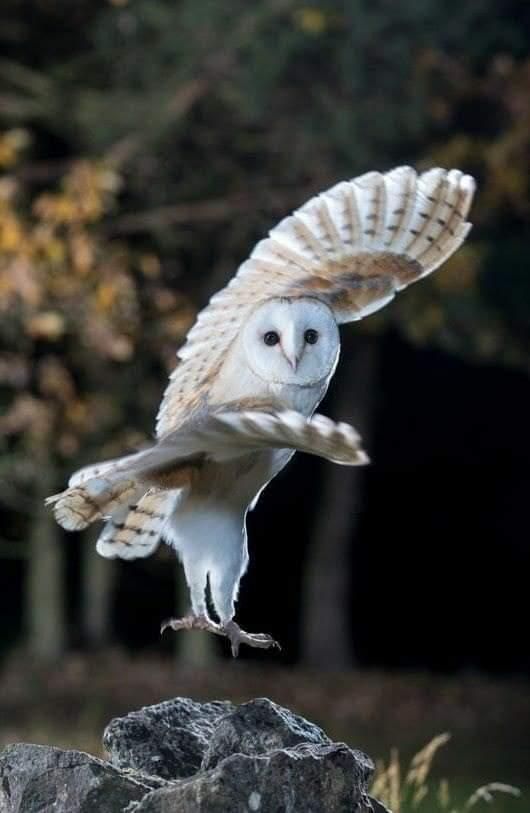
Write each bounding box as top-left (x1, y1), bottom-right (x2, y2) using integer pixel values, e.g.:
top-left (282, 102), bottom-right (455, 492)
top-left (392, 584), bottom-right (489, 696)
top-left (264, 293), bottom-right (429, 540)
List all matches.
top-left (66, 399), bottom-right (88, 425)
top-left (32, 225), bottom-right (67, 264)
top-left (108, 334), bottom-right (134, 361)
top-left (0, 129), bottom-right (30, 168)
top-left (293, 8), bottom-right (328, 35)
top-left (96, 281), bottom-right (118, 310)
top-left (34, 193), bottom-right (78, 224)
top-left (0, 177), bottom-right (18, 202)
top-left (0, 214), bottom-right (25, 252)
top-left (139, 253), bottom-right (161, 278)
top-left (69, 229), bottom-right (94, 274)
top-left (26, 311), bottom-right (65, 341)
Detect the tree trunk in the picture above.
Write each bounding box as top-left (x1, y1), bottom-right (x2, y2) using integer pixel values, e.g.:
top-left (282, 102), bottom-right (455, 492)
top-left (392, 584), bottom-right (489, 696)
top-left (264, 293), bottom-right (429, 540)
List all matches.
top-left (26, 473), bottom-right (66, 661)
top-left (81, 530), bottom-right (114, 647)
top-left (300, 334), bottom-right (379, 669)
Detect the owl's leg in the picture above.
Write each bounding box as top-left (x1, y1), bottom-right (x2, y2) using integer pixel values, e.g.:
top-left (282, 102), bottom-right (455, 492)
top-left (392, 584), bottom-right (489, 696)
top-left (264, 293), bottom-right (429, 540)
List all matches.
top-left (209, 546), bottom-right (280, 657)
top-left (186, 559), bottom-right (209, 618)
top-left (160, 558), bottom-right (219, 635)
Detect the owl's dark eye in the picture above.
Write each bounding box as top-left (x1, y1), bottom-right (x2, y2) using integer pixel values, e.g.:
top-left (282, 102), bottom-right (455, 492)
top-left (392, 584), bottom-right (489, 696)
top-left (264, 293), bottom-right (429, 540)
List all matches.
top-left (304, 329), bottom-right (319, 344)
top-left (263, 331), bottom-right (280, 346)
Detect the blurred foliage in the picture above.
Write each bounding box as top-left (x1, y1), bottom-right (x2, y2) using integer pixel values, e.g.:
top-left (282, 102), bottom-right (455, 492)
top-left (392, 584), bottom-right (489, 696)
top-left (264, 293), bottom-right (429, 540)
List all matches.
top-left (0, 0), bottom-right (529, 499)
top-left (0, 131), bottom-right (193, 505)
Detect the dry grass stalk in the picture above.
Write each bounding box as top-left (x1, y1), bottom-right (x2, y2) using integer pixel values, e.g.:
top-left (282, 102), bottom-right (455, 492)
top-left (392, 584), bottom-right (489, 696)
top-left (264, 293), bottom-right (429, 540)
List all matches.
top-left (465, 783), bottom-right (521, 809)
top-left (372, 735), bottom-right (521, 813)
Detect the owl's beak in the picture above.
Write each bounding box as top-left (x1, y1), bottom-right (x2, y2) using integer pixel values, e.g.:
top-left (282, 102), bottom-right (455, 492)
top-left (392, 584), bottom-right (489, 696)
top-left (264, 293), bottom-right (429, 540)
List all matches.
top-left (285, 352), bottom-right (299, 371)
top-left (281, 323), bottom-right (302, 371)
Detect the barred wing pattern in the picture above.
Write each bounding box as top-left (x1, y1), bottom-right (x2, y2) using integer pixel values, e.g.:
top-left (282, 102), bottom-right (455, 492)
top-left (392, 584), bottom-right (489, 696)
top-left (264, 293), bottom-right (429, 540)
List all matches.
top-left (156, 409), bottom-right (368, 467)
top-left (112, 409), bottom-right (368, 474)
top-left (47, 409), bottom-right (367, 533)
top-left (96, 488), bottom-right (178, 560)
top-left (157, 166), bottom-right (475, 435)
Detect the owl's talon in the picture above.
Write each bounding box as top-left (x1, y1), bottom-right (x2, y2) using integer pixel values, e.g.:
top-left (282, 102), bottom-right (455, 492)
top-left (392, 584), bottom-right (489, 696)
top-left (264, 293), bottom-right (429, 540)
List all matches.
top-left (160, 614), bottom-right (219, 635)
top-left (222, 620), bottom-right (281, 658)
top-left (160, 615), bottom-right (280, 657)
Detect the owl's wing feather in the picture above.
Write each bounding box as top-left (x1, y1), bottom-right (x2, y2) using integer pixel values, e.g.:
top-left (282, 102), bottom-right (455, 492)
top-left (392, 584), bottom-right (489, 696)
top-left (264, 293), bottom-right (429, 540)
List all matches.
top-left (67, 450), bottom-right (149, 488)
top-left (199, 409), bottom-right (368, 465)
top-left (157, 166), bottom-right (475, 435)
top-left (133, 409), bottom-right (368, 471)
top-left (47, 408), bottom-right (365, 533)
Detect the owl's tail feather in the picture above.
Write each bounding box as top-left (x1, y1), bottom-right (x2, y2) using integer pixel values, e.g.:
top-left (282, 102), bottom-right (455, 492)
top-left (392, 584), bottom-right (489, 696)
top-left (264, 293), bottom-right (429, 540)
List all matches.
top-left (45, 450), bottom-right (181, 560)
top-left (45, 476), bottom-right (140, 532)
top-left (96, 487), bottom-right (177, 560)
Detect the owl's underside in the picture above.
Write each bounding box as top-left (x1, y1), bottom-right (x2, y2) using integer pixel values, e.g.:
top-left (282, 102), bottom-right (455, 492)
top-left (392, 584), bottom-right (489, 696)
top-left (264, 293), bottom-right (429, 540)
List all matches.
top-left (47, 166), bottom-right (475, 655)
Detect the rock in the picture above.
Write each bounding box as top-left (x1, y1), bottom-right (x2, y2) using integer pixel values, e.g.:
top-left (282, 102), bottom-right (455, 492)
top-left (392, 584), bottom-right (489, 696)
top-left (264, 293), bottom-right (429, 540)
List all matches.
top-left (103, 697), bottom-right (234, 780)
top-left (0, 743), bottom-right (151, 813)
top-left (132, 742), bottom-right (374, 813)
top-left (369, 796), bottom-right (393, 813)
top-left (201, 696), bottom-right (331, 769)
top-left (1, 698), bottom-right (382, 813)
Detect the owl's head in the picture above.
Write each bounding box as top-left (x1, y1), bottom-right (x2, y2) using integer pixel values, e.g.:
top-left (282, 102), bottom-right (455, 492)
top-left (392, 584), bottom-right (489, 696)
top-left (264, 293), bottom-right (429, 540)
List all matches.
top-left (242, 297), bottom-right (339, 386)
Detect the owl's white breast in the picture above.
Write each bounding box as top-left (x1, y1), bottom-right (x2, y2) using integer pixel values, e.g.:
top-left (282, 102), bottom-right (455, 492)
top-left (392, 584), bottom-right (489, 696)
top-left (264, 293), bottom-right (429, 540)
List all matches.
top-left (165, 447), bottom-right (292, 559)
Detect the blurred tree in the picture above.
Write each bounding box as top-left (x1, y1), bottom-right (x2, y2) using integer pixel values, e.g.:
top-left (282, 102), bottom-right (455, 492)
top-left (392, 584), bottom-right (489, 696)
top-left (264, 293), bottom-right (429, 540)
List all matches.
top-left (81, 529), bottom-right (114, 647)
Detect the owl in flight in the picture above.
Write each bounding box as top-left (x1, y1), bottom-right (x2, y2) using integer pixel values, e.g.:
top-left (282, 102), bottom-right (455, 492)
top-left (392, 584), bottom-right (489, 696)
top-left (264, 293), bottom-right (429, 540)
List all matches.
top-left (47, 166), bottom-right (475, 655)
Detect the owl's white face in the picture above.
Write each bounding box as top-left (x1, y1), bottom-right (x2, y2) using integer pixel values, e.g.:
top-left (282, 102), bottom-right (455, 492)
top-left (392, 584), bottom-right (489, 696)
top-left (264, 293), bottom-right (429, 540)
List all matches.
top-left (242, 297), bottom-right (340, 386)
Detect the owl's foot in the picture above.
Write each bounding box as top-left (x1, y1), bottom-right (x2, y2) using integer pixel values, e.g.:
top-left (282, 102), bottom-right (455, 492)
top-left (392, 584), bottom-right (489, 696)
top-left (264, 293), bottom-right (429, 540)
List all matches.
top-left (222, 620), bottom-right (281, 658)
top-left (160, 614), bottom-right (280, 658)
top-left (160, 613), bottom-right (220, 635)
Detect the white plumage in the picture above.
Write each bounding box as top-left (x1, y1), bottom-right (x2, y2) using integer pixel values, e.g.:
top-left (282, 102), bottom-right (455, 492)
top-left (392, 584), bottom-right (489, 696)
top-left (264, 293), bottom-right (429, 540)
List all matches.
top-left (47, 166), bottom-right (475, 655)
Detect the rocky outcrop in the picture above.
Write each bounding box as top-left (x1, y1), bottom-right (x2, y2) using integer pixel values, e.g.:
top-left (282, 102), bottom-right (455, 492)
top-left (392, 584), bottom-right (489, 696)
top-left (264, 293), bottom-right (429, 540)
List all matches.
top-left (103, 697), bottom-right (234, 780)
top-left (132, 742), bottom-right (373, 813)
top-left (0, 743), bottom-right (153, 813)
top-left (200, 696), bottom-right (331, 770)
top-left (0, 697), bottom-right (382, 812)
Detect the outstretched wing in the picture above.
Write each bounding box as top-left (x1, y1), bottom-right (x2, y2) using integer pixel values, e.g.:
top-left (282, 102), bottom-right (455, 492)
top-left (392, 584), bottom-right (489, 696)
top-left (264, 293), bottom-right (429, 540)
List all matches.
top-left (47, 409), bottom-right (365, 533)
top-left (128, 409), bottom-right (368, 473)
top-left (196, 409), bottom-right (368, 465)
top-left (157, 166), bottom-right (475, 436)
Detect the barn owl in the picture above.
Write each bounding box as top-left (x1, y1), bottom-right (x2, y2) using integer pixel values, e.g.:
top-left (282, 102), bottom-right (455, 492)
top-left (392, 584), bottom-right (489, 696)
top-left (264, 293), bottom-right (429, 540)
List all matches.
top-left (47, 166), bottom-right (475, 655)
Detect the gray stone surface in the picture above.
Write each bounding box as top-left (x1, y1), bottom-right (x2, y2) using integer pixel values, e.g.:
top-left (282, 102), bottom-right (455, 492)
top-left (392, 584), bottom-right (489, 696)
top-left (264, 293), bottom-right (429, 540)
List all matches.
top-left (103, 697), bottom-right (234, 780)
top-left (369, 795), bottom-right (393, 813)
top-left (0, 697), bottom-right (381, 813)
top-left (201, 696), bottom-right (331, 770)
top-left (0, 743), bottom-right (150, 813)
top-left (132, 742), bottom-right (374, 813)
